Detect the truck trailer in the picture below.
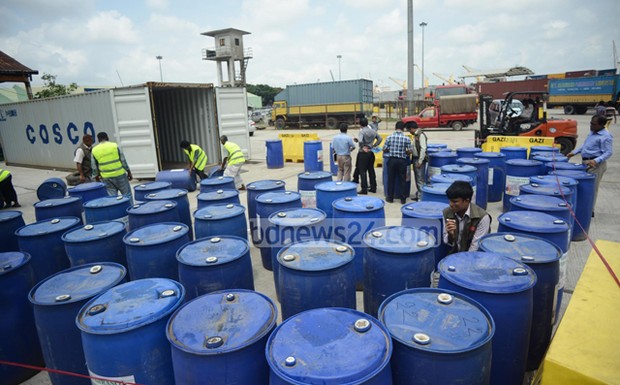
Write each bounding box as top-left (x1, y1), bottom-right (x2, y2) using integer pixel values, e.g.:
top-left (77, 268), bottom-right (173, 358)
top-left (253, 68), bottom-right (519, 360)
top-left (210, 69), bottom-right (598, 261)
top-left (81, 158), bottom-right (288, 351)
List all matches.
top-left (271, 79), bottom-right (373, 129)
top-left (548, 74), bottom-right (620, 114)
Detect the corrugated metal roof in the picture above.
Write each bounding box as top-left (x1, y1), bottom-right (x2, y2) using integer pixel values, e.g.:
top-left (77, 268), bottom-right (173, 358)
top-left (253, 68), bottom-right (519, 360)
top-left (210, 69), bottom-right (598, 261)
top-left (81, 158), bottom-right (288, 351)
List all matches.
top-left (0, 51), bottom-right (38, 75)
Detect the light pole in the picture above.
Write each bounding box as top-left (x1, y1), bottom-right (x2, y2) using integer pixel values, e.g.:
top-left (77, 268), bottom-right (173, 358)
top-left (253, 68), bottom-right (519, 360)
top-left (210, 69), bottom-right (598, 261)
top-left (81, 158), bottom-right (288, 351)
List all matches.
top-left (419, 22), bottom-right (427, 100)
top-left (156, 55), bottom-right (163, 82)
top-left (337, 55), bottom-right (342, 80)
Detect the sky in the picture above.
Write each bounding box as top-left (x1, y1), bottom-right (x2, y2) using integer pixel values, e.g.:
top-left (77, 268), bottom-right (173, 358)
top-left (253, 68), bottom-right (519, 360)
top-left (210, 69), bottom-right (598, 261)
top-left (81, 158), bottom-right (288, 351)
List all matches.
top-left (1, 0), bottom-right (619, 92)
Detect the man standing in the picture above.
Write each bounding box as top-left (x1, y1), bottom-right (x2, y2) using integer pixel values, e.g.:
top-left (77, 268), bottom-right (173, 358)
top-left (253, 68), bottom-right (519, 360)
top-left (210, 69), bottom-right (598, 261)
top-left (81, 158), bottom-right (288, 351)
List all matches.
top-left (407, 122), bottom-right (428, 201)
top-left (331, 123), bottom-right (356, 181)
top-left (369, 115), bottom-right (381, 131)
top-left (91, 132), bottom-right (133, 197)
top-left (0, 167), bottom-right (20, 208)
top-left (220, 135), bottom-right (246, 190)
top-left (604, 101), bottom-right (617, 128)
top-left (354, 117), bottom-right (382, 194)
top-left (567, 114), bottom-right (613, 216)
top-left (382, 121), bottom-right (412, 203)
top-left (69, 134), bottom-right (94, 185)
top-left (180, 140), bottom-right (208, 180)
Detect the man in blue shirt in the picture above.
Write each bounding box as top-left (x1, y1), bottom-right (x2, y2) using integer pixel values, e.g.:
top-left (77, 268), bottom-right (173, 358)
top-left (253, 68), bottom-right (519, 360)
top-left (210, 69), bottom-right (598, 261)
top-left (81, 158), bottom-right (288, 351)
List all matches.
top-left (382, 121), bottom-right (412, 203)
top-left (331, 123), bottom-right (356, 181)
top-left (567, 114), bottom-right (613, 216)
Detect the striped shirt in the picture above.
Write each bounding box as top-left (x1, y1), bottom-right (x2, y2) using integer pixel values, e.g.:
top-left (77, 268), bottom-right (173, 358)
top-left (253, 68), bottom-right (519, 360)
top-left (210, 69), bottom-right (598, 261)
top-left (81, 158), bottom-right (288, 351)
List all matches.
top-left (382, 131), bottom-right (412, 159)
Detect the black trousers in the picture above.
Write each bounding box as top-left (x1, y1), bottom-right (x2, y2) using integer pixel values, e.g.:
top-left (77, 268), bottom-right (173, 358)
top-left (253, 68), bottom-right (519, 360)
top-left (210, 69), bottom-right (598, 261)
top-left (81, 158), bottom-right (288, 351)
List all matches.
top-left (357, 150), bottom-right (376, 192)
top-left (387, 157), bottom-right (408, 200)
top-left (0, 174), bottom-right (18, 205)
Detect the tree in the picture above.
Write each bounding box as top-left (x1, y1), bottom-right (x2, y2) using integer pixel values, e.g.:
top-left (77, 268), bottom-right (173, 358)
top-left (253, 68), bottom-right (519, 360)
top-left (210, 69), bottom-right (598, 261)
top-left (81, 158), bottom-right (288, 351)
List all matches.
top-left (35, 73), bottom-right (78, 98)
top-left (246, 84), bottom-right (282, 106)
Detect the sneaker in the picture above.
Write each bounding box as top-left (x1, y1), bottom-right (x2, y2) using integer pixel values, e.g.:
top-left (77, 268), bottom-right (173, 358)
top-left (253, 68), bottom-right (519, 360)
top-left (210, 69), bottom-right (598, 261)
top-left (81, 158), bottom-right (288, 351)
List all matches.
top-left (369, 188), bottom-right (377, 193)
top-left (12, 202), bottom-right (21, 208)
top-left (400, 198), bottom-right (407, 204)
top-left (386, 198), bottom-right (394, 203)
top-left (358, 190), bottom-right (368, 195)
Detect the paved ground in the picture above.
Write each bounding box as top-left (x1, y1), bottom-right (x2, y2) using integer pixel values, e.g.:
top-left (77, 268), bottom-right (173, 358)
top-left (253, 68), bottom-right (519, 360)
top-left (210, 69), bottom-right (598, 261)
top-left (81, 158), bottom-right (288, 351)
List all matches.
top-left (8, 110), bottom-right (619, 384)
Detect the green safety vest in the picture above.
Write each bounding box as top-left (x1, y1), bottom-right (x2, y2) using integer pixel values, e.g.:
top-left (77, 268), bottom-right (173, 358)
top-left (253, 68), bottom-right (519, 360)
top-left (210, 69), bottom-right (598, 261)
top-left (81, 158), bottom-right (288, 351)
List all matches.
top-left (224, 142), bottom-right (245, 166)
top-left (183, 144), bottom-right (207, 171)
top-left (92, 141), bottom-right (126, 178)
top-left (0, 168), bottom-right (10, 183)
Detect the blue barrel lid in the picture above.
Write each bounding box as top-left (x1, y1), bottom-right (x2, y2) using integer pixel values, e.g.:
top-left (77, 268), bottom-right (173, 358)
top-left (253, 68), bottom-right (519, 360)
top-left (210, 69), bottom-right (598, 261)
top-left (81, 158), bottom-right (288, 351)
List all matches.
top-left (62, 221), bottom-right (126, 243)
top-left (144, 188), bottom-right (188, 200)
top-left (277, 240), bottom-right (354, 272)
top-left (167, 289), bottom-right (276, 354)
top-left (421, 182), bottom-right (452, 194)
top-left (77, 278), bottom-right (184, 334)
top-left (0, 251), bottom-right (31, 276)
top-left (506, 159), bottom-right (542, 167)
top-left (475, 151), bottom-right (506, 158)
top-left (134, 181), bottom-right (171, 191)
top-left (29, 263), bottom-right (126, 306)
top-left (440, 164), bottom-right (476, 173)
top-left (379, 288), bottom-right (494, 353)
top-left (520, 183), bottom-right (571, 196)
top-left (16, 217), bottom-right (81, 237)
top-left (550, 170), bottom-right (595, 180)
top-left (363, 226), bottom-right (434, 254)
top-left (430, 173), bottom-right (472, 184)
top-left (479, 232), bottom-right (561, 264)
top-left (68, 181), bottom-right (106, 192)
top-left (530, 175), bottom-right (578, 187)
top-left (298, 171), bottom-right (333, 180)
top-left (199, 176), bottom-right (234, 187)
top-left (127, 200), bottom-right (177, 215)
top-left (315, 181), bottom-right (357, 192)
top-left (401, 201), bottom-right (449, 219)
top-left (531, 145), bottom-right (559, 152)
top-left (193, 203), bottom-right (245, 220)
top-left (438, 251), bottom-right (537, 293)
top-left (531, 154), bottom-right (568, 163)
top-left (83, 195), bottom-right (130, 209)
top-left (247, 179), bottom-right (285, 191)
top-left (498, 211), bottom-right (570, 234)
top-left (546, 162), bottom-right (587, 171)
top-left (457, 157), bottom-right (490, 165)
top-left (456, 146), bottom-right (482, 153)
top-left (256, 190), bottom-right (301, 205)
top-left (267, 307), bottom-right (391, 384)
top-left (176, 236), bottom-right (249, 267)
top-left (427, 143), bottom-right (448, 148)
top-left (197, 189), bottom-right (239, 201)
top-left (34, 196), bottom-right (82, 208)
top-left (500, 146), bottom-right (527, 152)
top-left (0, 210), bottom-right (23, 223)
top-left (510, 195), bottom-right (570, 212)
top-left (268, 208), bottom-right (326, 227)
top-left (332, 196), bottom-right (384, 213)
top-left (124, 222), bottom-right (189, 246)
top-left (429, 151), bottom-right (457, 158)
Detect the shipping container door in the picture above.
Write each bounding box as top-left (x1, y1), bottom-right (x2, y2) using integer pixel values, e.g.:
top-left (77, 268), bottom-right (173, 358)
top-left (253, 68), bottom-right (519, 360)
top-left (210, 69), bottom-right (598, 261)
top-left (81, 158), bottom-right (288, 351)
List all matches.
top-left (111, 87), bottom-right (160, 178)
top-left (215, 87), bottom-right (251, 159)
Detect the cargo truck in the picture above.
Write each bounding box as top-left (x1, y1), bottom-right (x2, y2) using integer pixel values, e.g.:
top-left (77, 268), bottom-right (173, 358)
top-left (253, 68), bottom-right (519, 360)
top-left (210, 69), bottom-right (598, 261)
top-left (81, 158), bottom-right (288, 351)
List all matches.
top-left (401, 93), bottom-right (478, 131)
top-left (271, 79), bottom-right (373, 129)
top-left (548, 74), bottom-right (620, 114)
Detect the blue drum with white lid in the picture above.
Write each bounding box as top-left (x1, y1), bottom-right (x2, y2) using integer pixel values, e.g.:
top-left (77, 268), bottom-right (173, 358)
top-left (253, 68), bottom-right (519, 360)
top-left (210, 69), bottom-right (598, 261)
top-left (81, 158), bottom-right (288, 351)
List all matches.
top-left (529, 174), bottom-right (577, 208)
top-left (401, 201), bottom-right (450, 268)
top-left (277, 239), bottom-right (355, 319)
top-left (500, 146), bottom-right (527, 161)
top-left (193, 203), bottom-right (247, 240)
top-left (545, 161), bottom-right (587, 173)
top-left (83, 195), bottom-right (131, 225)
top-left (197, 189), bottom-right (240, 209)
top-left (0, 210), bottom-right (25, 252)
top-left (247, 179), bottom-right (286, 244)
top-left (62, 220), bottom-right (127, 267)
top-left (476, 151), bottom-right (507, 202)
top-left (518, 183), bottom-right (573, 215)
top-left (420, 182), bottom-right (452, 204)
top-left (199, 175), bottom-right (235, 194)
top-left (441, 163), bottom-right (478, 201)
top-left (378, 288), bottom-right (494, 385)
top-left (438, 251), bottom-right (536, 385)
top-left (126, 200), bottom-right (180, 231)
top-left (34, 196), bottom-right (83, 224)
top-left (68, 181), bottom-right (108, 204)
top-left (315, 181), bottom-right (357, 218)
top-left (456, 147), bottom-right (483, 159)
top-left (427, 143), bottom-right (448, 150)
top-left (531, 154), bottom-right (568, 165)
top-left (133, 181), bottom-right (171, 202)
top-left (529, 145), bottom-right (560, 158)
top-left (509, 194), bottom-right (572, 226)
top-left (77, 278), bottom-right (184, 385)
top-left (267, 307), bottom-right (393, 385)
top-left (503, 159), bottom-right (544, 212)
top-left (297, 171), bottom-right (333, 208)
top-left (427, 151), bottom-right (458, 182)
top-left (550, 169), bottom-right (595, 241)
top-left (36, 177), bottom-right (67, 201)
top-left (176, 235), bottom-right (254, 300)
top-left (457, 157), bottom-right (490, 209)
top-left (145, 188), bottom-right (193, 239)
top-left (430, 173), bottom-right (472, 185)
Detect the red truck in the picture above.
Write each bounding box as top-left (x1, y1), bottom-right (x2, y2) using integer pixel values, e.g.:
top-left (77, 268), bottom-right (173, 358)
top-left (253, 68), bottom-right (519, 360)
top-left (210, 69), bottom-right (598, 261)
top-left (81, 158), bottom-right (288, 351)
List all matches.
top-left (402, 93), bottom-right (478, 130)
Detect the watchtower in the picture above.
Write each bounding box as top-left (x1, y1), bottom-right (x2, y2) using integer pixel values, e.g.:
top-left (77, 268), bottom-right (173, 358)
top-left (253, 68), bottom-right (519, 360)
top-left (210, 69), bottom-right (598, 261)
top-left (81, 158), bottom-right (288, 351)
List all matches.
top-left (201, 28), bottom-right (252, 87)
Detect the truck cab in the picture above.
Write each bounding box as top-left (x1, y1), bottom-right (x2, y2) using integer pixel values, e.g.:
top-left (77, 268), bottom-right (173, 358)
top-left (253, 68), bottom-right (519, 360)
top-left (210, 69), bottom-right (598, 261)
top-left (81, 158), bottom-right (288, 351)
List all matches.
top-left (402, 93), bottom-right (478, 131)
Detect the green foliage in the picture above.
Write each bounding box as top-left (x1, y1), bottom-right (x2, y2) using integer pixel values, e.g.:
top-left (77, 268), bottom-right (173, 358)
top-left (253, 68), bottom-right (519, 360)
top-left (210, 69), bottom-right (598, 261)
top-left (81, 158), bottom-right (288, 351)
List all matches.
top-left (246, 84), bottom-right (282, 106)
top-left (34, 73), bottom-right (78, 99)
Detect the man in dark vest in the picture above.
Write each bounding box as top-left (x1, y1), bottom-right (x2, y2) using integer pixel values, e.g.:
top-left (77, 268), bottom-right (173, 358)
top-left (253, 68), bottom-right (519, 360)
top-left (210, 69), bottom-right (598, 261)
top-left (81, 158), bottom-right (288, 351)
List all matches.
top-left (67, 134), bottom-right (94, 185)
top-left (442, 181), bottom-right (491, 254)
top-left (407, 122), bottom-right (427, 201)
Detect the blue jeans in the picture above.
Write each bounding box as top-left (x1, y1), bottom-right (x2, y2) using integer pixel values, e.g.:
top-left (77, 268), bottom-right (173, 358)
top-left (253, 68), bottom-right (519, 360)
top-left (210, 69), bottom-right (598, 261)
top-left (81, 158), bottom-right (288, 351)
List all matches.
top-left (102, 174), bottom-right (132, 201)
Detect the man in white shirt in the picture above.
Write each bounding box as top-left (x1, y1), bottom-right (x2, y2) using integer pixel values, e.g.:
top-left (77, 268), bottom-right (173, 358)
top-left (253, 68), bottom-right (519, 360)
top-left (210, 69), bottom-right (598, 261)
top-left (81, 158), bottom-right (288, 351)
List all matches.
top-left (68, 134), bottom-right (94, 185)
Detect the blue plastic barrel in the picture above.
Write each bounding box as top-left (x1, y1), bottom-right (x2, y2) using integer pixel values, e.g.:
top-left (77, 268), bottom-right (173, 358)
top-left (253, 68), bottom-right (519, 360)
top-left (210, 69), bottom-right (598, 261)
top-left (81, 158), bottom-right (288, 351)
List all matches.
top-left (16, 217), bottom-right (81, 282)
top-left (332, 196), bottom-right (385, 290)
top-left (68, 181), bottom-right (107, 203)
top-left (167, 289), bottom-right (276, 385)
top-left (427, 151), bottom-right (458, 182)
top-left (84, 195), bottom-right (131, 225)
top-left (503, 159), bottom-right (543, 212)
top-left (315, 181), bottom-right (357, 218)
top-left (441, 163), bottom-right (478, 198)
top-left (297, 171), bottom-right (333, 208)
top-left (401, 201), bottom-right (450, 268)
top-left (37, 177), bottom-right (67, 201)
top-left (545, 161), bottom-right (587, 173)
top-left (256, 191), bottom-right (302, 270)
top-left (550, 170), bottom-right (595, 241)
top-left (479, 232), bottom-right (561, 371)
top-left (518, 183), bottom-right (573, 215)
top-left (427, 143), bottom-right (448, 150)
top-left (420, 182), bottom-right (452, 204)
top-left (34, 196), bottom-right (83, 224)
top-left (430, 173), bottom-right (473, 185)
top-left (133, 181), bottom-right (171, 202)
top-left (77, 278), bottom-right (184, 385)
top-left (156, 169), bottom-right (196, 192)
top-left (145, 188), bottom-right (193, 239)
top-left (62, 221), bottom-right (127, 268)
top-left (500, 146), bottom-right (527, 161)
top-left (363, 226), bottom-right (436, 317)
top-left (277, 240), bottom-right (356, 319)
top-left (379, 288), bottom-right (494, 385)
top-left (176, 236), bottom-right (254, 300)
top-left (457, 157), bottom-right (490, 209)
top-left (29, 263), bottom-right (126, 385)
top-left (456, 147), bottom-right (483, 159)
top-left (303, 140), bottom-right (324, 172)
top-left (267, 307), bottom-right (393, 385)
top-left (197, 189), bottom-right (240, 209)
top-left (194, 203), bottom-right (247, 240)
top-left (529, 175), bottom-right (578, 230)
top-left (0, 210), bottom-right (25, 252)
top-left (509, 195), bottom-right (572, 225)
top-left (329, 143), bottom-right (338, 176)
top-left (123, 223), bottom-right (190, 280)
top-left (531, 154), bottom-right (568, 167)
top-left (247, 180), bottom-right (286, 245)
top-left (127, 200), bottom-right (180, 231)
top-left (0, 252), bottom-right (43, 384)
top-left (199, 176), bottom-right (235, 194)
top-left (208, 165), bottom-right (224, 178)
top-left (266, 139), bottom-right (285, 169)
top-left (529, 145), bottom-right (560, 158)
top-left (476, 151), bottom-right (507, 202)
top-left (438, 251), bottom-right (536, 385)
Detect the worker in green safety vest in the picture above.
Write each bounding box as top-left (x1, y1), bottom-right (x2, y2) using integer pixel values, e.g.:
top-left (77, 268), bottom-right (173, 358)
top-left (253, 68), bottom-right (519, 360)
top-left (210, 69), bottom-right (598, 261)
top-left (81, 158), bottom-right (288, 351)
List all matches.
top-left (180, 140), bottom-right (208, 180)
top-left (91, 132), bottom-right (133, 198)
top-left (220, 135), bottom-right (246, 190)
top-left (0, 167), bottom-right (20, 208)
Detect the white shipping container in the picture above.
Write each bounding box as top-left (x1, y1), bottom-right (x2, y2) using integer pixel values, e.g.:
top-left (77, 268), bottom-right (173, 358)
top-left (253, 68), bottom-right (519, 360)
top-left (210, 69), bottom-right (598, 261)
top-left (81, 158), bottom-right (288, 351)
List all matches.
top-left (0, 82), bottom-right (251, 179)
